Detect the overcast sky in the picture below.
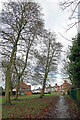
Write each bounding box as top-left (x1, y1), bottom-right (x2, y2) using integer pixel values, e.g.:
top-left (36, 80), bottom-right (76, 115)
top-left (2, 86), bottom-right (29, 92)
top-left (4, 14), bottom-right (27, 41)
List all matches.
top-left (0, 0), bottom-right (78, 89)
top-left (35, 0), bottom-right (77, 86)
top-left (37, 0), bottom-right (77, 46)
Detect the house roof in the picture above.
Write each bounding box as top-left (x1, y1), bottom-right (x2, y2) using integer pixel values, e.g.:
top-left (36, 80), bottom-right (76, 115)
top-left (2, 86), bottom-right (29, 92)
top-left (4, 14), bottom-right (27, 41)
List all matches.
top-left (20, 80), bottom-right (31, 88)
top-left (61, 82), bottom-right (71, 87)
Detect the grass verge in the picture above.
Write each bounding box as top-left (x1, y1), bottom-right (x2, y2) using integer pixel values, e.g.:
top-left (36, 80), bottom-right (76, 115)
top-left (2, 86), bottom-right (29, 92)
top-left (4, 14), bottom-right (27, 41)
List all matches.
top-left (65, 95), bottom-right (80, 118)
top-left (2, 94), bottom-right (58, 118)
top-left (2, 94), bottom-right (58, 104)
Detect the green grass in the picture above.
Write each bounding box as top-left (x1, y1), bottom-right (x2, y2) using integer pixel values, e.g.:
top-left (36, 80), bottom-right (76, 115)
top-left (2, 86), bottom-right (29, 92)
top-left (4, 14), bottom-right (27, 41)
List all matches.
top-left (45, 94), bottom-right (58, 96)
top-left (0, 96), bottom-right (2, 104)
top-left (2, 94), bottom-right (58, 104)
top-left (2, 96), bottom-right (5, 104)
top-left (2, 94), bottom-right (59, 118)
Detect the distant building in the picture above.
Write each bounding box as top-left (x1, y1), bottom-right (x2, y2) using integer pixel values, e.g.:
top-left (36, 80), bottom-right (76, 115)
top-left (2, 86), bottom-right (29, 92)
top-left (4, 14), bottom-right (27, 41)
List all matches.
top-left (56, 80), bottom-right (71, 92)
top-left (45, 84), bottom-right (57, 93)
top-left (32, 80), bottom-right (71, 94)
top-left (60, 80), bottom-right (71, 91)
top-left (32, 87), bottom-right (42, 93)
top-left (32, 85), bottom-right (57, 94)
top-left (19, 80), bottom-right (32, 95)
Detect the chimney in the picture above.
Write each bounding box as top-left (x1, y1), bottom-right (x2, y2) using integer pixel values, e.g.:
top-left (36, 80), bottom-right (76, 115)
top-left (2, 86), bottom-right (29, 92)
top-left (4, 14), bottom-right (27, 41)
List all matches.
top-left (21, 79), bottom-right (23, 82)
top-left (64, 80), bottom-right (67, 83)
top-left (55, 83), bottom-right (57, 86)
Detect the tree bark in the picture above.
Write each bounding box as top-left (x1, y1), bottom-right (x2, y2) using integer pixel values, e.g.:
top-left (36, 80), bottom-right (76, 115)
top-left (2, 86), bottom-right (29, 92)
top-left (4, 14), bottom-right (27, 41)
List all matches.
top-left (10, 89), bottom-right (13, 96)
top-left (5, 19), bottom-right (23, 104)
top-left (15, 75), bottom-right (20, 100)
top-left (40, 72), bottom-right (48, 98)
top-left (5, 67), bottom-right (11, 104)
top-left (40, 58), bottom-right (51, 98)
top-left (14, 44), bottom-right (30, 100)
top-left (4, 1), bottom-right (27, 104)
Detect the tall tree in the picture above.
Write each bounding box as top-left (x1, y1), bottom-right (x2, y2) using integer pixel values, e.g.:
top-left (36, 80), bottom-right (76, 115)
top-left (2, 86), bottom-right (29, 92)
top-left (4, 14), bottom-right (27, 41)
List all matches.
top-left (13, 3), bottom-right (44, 100)
top-left (1, 1), bottom-right (28, 104)
top-left (59, 0), bottom-right (80, 87)
top-left (68, 34), bottom-right (80, 87)
top-left (0, 1), bottom-right (44, 103)
top-left (34, 31), bottom-right (62, 98)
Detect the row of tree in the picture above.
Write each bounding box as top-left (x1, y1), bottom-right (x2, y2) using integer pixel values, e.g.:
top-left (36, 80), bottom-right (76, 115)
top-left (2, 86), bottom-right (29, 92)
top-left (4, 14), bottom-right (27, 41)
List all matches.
top-left (60, 0), bottom-right (80, 88)
top-left (0, 0), bottom-right (62, 104)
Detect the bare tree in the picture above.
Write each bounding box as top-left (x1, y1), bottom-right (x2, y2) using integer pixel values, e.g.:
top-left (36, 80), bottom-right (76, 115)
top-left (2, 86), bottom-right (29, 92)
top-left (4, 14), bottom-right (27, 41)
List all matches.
top-left (1, 60), bottom-right (17, 95)
top-left (59, 0), bottom-right (79, 30)
top-left (34, 31), bottom-right (62, 98)
top-left (0, 0), bottom-right (44, 103)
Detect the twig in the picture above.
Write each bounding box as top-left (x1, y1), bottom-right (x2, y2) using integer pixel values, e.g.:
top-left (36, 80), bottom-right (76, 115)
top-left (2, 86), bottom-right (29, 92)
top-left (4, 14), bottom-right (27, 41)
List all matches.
top-left (58, 32), bottom-right (73, 42)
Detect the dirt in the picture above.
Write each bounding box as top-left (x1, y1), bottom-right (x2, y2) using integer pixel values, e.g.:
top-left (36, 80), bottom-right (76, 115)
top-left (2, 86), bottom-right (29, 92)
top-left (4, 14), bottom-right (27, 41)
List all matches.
top-left (65, 96), bottom-right (80, 118)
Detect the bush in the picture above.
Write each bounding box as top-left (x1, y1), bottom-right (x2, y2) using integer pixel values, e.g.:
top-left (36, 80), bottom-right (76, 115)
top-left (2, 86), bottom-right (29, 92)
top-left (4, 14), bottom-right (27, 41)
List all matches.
top-left (48, 91), bottom-right (51, 94)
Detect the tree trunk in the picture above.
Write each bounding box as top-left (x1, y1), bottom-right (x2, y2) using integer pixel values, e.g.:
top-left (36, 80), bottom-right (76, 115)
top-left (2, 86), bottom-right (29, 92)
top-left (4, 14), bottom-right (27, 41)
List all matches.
top-left (5, 33), bottom-right (21, 104)
top-left (40, 72), bottom-right (48, 98)
top-left (78, 33), bottom-right (80, 46)
top-left (14, 47), bottom-right (30, 100)
top-left (5, 67), bottom-right (11, 104)
top-left (10, 89), bottom-right (13, 96)
top-left (15, 76), bottom-right (20, 100)
top-left (5, 4), bottom-right (25, 104)
top-left (5, 46), bottom-right (18, 103)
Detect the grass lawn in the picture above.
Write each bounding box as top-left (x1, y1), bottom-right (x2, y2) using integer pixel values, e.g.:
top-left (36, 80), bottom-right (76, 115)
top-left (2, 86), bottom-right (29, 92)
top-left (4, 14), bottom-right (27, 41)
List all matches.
top-left (2, 94), bottom-right (58, 104)
top-left (2, 94), bottom-right (59, 118)
top-left (0, 96), bottom-right (2, 104)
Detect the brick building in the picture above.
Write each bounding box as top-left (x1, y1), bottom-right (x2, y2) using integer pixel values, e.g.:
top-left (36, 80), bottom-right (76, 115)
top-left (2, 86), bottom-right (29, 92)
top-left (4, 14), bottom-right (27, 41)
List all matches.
top-left (19, 80), bottom-right (32, 95)
top-left (32, 80), bottom-right (71, 94)
top-left (56, 80), bottom-right (71, 92)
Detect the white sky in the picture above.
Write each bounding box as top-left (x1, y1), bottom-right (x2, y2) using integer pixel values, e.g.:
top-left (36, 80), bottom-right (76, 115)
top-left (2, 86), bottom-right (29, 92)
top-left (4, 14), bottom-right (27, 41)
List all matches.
top-left (0, 0), bottom-right (78, 89)
top-left (0, 0), bottom-right (77, 52)
top-left (37, 0), bottom-right (77, 45)
top-left (35, 0), bottom-right (77, 87)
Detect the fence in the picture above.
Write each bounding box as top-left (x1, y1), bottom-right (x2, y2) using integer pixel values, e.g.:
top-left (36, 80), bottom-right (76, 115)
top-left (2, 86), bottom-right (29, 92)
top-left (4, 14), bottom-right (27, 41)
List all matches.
top-left (67, 88), bottom-right (80, 104)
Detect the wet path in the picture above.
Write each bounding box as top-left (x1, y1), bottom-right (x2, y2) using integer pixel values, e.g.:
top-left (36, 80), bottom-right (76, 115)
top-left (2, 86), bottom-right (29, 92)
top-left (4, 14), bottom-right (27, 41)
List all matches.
top-left (38, 95), bottom-right (72, 118)
top-left (53, 95), bottom-right (71, 118)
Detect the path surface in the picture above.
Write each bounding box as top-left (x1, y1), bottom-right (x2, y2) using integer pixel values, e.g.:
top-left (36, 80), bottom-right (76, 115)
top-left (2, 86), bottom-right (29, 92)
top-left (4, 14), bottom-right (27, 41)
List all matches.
top-left (43, 95), bottom-right (72, 118)
top-left (53, 95), bottom-right (71, 118)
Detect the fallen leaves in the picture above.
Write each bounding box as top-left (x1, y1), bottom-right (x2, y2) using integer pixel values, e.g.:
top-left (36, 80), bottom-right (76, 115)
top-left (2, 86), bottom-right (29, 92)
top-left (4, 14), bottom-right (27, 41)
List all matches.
top-left (2, 95), bottom-right (59, 119)
top-left (65, 96), bottom-right (80, 118)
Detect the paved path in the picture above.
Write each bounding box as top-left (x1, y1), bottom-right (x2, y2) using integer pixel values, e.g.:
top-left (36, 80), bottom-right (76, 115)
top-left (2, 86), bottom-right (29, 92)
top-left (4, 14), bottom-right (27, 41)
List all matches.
top-left (53, 95), bottom-right (71, 118)
top-left (44, 95), bottom-right (72, 118)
